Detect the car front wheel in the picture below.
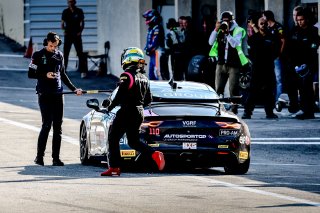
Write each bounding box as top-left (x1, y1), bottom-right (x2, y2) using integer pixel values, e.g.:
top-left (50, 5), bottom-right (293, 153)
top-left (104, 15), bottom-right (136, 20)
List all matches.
top-left (79, 124), bottom-right (92, 165)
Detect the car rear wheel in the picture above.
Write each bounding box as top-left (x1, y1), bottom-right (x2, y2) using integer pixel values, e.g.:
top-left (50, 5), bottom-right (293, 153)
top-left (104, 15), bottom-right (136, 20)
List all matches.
top-left (80, 124), bottom-right (93, 165)
top-left (224, 157), bottom-right (250, 175)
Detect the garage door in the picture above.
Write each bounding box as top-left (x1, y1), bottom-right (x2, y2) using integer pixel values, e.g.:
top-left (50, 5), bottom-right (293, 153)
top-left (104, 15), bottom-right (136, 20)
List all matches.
top-left (24, 0), bottom-right (97, 53)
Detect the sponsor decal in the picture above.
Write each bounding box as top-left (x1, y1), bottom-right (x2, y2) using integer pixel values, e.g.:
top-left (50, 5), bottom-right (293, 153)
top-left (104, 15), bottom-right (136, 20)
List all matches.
top-left (120, 150), bottom-right (136, 157)
top-left (218, 145), bottom-right (229, 148)
top-left (183, 142), bottom-right (197, 149)
top-left (29, 62), bottom-right (37, 70)
top-left (163, 134), bottom-right (206, 141)
top-left (245, 136), bottom-right (251, 145)
top-left (239, 135), bottom-right (246, 144)
top-left (239, 151), bottom-right (248, 159)
top-left (182, 121), bottom-right (196, 127)
top-left (219, 129), bottom-right (239, 136)
top-left (148, 144), bottom-right (160, 147)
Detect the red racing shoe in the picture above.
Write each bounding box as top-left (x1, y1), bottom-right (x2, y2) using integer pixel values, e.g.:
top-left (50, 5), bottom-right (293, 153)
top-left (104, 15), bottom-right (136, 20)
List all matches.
top-left (152, 151), bottom-right (165, 171)
top-left (101, 167), bottom-right (120, 176)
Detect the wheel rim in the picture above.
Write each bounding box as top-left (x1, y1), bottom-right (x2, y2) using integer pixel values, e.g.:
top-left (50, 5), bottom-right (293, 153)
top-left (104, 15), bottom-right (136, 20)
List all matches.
top-left (80, 125), bottom-right (88, 161)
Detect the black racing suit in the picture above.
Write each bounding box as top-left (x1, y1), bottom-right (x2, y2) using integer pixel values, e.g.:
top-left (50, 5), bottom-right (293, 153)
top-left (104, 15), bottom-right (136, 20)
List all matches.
top-left (28, 48), bottom-right (77, 160)
top-left (106, 66), bottom-right (153, 168)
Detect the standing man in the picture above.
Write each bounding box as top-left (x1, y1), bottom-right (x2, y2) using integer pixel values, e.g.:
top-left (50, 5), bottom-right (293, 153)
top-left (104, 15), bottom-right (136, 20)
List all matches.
top-left (100, 47), bottom-right (165, 176)
top-left (61, 0), bottom-right (86, 78)
top-left (142, 9), bottom-right (166, 80)
top-left (287, 9), bottom-right (320, 119)
top-left (28, 32), bottom-right (83, 166)
top-left (242, 17), bottom-right (278, 119)
top-left (208, 11), bottom-right (249, 114)
top-left (262, 10), bottom-right (286, 110)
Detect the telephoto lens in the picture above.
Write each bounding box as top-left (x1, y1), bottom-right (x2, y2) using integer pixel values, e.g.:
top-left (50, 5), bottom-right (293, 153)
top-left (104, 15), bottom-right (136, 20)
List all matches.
top-left (220, 21), bottom-right (229, 31)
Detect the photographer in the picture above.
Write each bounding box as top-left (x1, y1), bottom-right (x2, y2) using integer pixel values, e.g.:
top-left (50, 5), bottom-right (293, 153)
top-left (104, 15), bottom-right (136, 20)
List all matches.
top-left (208, 11), bottom-right (249, 114)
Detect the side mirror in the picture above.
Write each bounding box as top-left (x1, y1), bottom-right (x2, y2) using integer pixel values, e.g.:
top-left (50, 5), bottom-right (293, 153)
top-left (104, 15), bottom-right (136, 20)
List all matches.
top-left (86, 99), bottom-right (100, 111)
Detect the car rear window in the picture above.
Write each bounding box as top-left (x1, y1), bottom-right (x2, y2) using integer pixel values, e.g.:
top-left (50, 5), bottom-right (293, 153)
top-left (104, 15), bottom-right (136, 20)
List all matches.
top-left (150, 81), bottom-right (219, 101)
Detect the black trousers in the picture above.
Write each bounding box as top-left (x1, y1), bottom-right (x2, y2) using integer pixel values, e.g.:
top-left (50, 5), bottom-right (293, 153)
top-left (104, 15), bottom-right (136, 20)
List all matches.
top-left (243, 66), bottom-right (276, 116)
top-left (108, 107), bottom-right (154, 168)
top-left (63, 34), bottom-right (84, 72)
top-left (37, 94), bottom-right (64, 159)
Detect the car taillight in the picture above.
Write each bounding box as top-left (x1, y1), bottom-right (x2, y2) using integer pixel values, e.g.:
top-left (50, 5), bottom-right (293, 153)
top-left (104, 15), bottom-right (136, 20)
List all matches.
top-left (215, 121), bottom-right (241, 129)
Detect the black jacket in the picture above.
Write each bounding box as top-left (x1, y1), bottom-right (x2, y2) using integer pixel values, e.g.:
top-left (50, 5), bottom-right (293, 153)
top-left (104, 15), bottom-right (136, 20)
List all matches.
top-left (108, 66), bottom-right (152, 110)
top-left (28, 48), bottom-right (76, 94)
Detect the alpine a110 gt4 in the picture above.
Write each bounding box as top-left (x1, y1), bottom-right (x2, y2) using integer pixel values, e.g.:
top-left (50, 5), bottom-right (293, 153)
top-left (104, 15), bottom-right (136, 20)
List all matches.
top-left (79, 80), bottom-right (251, 174)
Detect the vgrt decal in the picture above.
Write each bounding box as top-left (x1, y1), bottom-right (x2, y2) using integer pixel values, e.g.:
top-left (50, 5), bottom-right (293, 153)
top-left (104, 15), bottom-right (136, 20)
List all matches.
top-left (182, 121), bottom-right (196, 127)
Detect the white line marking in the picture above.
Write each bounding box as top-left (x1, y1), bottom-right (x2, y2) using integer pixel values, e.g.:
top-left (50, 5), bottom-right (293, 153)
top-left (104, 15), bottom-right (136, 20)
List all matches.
top-left (0, 86), bottom-right (34, 90)
top-left (0, 68), bottom-right (28, 72)
top-left (253, 138), bottom-right (320, 141)
top-left (0, 116), bottom-right (319, 145)
top-left (252, 141), bottom-right (320, 145)
top-left (0, 117), bottom-right (79, 145)
top-left (251, 163), bottom-right (319, 167)
top-left (190, 176), bottom-right (320, 207)
top-left (0, 54), bottom-right (24, 57)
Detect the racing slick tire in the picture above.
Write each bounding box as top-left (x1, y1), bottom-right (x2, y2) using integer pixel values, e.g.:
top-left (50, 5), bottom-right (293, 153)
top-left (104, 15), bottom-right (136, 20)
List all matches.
top-left (224, 157), bottom-right (250, 175)
top-left (80, 123), bottom-right (99, 165)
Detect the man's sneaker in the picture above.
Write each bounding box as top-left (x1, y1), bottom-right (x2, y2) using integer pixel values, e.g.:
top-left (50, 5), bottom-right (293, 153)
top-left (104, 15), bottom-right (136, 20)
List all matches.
top-left (152, 151), bottom-right (165, 171)
top-left (52, 159), bottom-right (64, 166)
top-left (34, 157), bottom-right (44, 166)
top-left (266, 113), bottom-right (278, 119)
top-left (101, 167), bottom-right (120, 176)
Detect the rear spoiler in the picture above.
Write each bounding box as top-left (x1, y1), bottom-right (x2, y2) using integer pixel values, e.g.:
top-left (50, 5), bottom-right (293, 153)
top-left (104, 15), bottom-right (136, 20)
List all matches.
top-left (151, 96), bottom-right (242, 104)
top-left (150, 96), bottom-right (242, 116)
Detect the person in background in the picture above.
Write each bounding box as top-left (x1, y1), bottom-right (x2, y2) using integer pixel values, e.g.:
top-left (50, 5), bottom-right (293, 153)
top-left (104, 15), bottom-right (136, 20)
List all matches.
top-left (165, 18), bottom-right (184, 81)
top-left (28, 32), bottom-right (83, 166)
top-left (242, 17), bottom-right (278, 119)
top-left (100, 47), bottom-right (165, 176)
top-left (61, 0), bottom-right (86, 78)
top-left (287, 8), bottom-right (320, 119)
top-left (293, 5), bottom-right (304, 26)
top-left (178, 16), bottom-right (185, 30)
top-left (142, 9), bottom-right (166, 80)
top-left (208, 11), bottom-right (249, 114)
top-left (262, 10), bottom-right (286, 110)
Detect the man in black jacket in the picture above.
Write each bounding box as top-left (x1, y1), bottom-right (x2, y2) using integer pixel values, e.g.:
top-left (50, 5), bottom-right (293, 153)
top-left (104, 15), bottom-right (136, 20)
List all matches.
top-left (28, 32), bottom-right (83, 166)
top-left (61, 0), bottom-right (85, 77)
top-left (100, 47), bottom-right (165, 176)
top-left (287, 9), bottom-right (320, 119)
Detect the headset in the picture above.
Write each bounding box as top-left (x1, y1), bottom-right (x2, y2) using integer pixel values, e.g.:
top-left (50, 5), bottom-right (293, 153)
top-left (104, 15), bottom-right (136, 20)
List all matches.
top-left (43, 32), bottom-right (62, 46)
top-left (220, 11), bottom-right (234, 21)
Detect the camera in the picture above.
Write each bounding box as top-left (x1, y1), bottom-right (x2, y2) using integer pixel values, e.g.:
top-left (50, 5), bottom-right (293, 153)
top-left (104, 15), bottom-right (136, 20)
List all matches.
top-left (219, 21), bottom-right (229, 31)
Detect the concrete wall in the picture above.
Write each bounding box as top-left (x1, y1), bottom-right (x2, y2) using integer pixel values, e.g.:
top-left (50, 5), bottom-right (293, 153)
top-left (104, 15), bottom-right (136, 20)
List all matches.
top-left (265, 0), bottom-right (284, 24)
top-left (0, 0), bottom-right (24, 45)
top-left (97, 0), bottom-right (151, 77)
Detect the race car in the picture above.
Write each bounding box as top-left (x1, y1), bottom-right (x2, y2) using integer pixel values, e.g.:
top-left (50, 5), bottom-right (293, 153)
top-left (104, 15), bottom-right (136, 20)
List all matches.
top-left (79, 80), bottom-right (251, 174)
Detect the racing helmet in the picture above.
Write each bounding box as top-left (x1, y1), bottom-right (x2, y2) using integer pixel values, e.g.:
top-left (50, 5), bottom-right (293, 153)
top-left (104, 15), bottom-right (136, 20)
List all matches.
top-left (120, 47), bottom-right (145, 70)
top-left (220, 11), bottom-right (234, 21)
top-left (142, 9), bottom-right (160, 25)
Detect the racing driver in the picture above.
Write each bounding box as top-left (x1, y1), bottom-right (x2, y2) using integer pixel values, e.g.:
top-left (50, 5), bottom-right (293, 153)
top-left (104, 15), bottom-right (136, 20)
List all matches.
top-left (100, 47), bottom-right (165, 176)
